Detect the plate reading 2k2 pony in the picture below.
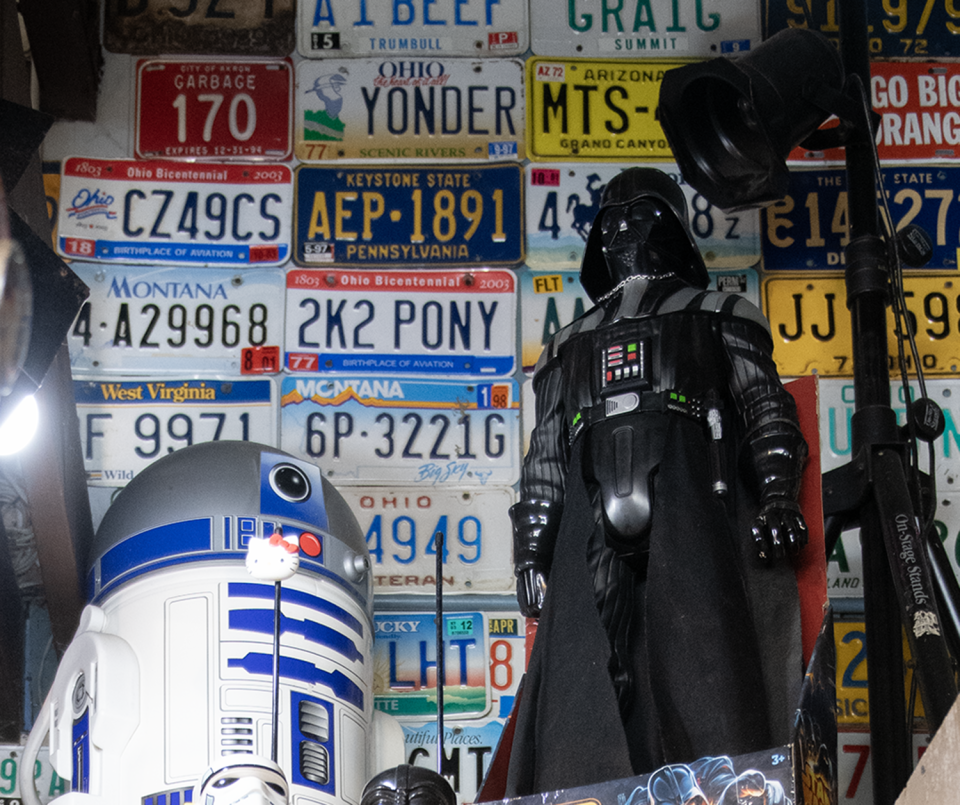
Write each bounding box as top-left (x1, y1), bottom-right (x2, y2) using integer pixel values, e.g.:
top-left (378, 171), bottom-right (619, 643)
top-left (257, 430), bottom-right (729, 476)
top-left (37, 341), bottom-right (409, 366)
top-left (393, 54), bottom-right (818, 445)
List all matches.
top-left (280, 376), bottom-right (519, 486)
top-left (58, 158), bottom-right (291, 267)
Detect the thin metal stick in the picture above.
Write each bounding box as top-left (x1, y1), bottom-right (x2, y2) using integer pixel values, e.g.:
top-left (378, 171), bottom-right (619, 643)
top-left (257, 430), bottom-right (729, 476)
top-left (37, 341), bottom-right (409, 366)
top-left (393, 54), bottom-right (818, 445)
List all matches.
top-left (435, 530), bottom-right (444, 777)
top-left (272, 580), bottom-right (282, 763)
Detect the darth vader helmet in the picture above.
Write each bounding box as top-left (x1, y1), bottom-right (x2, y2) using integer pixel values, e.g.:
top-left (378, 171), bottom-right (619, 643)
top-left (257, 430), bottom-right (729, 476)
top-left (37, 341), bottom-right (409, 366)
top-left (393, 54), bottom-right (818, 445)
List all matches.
top-left (580, 168), bottom-right (708, 303)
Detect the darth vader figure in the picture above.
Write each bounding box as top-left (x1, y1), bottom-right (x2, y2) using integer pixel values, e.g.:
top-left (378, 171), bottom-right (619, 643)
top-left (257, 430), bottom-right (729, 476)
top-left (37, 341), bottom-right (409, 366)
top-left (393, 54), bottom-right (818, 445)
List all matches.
top-left (504, 168), bottom-right (807, 796)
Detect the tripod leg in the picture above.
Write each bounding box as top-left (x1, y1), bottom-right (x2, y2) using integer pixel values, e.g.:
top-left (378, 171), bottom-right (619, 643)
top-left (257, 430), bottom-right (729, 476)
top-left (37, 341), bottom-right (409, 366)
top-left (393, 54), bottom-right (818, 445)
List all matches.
top-left (871, 449), bottom-right (958, 731)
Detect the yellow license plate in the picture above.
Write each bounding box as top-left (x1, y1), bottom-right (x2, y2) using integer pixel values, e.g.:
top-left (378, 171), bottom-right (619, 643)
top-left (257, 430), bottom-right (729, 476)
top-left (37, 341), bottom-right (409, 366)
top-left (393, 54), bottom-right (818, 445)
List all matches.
top-left (764, 274), bottom-right (960, 377)
top-left (526, 57), bottom-right (691, 161)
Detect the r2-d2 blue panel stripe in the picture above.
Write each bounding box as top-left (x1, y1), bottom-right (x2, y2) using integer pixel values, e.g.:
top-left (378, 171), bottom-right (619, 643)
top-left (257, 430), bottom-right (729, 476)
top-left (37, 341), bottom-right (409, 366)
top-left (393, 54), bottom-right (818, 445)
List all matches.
top-left (228, 582), bottom-right (364, 637)
top-left (228, 608), bottom-right (364, 664)
top-left (90, 518), bottom-right (214, 599)
top-left (228, 652), bottom-right (364, 710)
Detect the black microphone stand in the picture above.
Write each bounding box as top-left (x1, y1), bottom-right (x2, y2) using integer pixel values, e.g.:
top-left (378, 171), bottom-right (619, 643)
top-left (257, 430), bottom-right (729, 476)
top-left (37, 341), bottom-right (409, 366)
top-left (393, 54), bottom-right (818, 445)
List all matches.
top-left (823, 1), bottom-right (959, 802)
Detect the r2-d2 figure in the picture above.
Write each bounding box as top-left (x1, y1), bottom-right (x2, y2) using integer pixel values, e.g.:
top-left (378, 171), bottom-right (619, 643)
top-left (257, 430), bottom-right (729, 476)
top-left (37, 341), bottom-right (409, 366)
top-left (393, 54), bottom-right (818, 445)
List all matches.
top-left (20, 441), bottom-right (403, 804)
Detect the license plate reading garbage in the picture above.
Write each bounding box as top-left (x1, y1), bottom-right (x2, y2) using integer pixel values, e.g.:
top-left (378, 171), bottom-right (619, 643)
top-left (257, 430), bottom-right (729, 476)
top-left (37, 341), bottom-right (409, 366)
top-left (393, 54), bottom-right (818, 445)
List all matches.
top-left (294, 164), bottom-right (524, 266)
top-left (295, 58), bottom-right (525, 162)
top-left (339, 486), bottom-right (515, 592)
top-left (531, 0), bottom-right (759, 58)
top-left (58, 158), bottom-right (291, 267)
top-left (135, 59), bottom-right (293, 160)
top-left (763, 273), bottom-right (960, 376)
top-left (526, 162), bottom-right (760, 269)
top-left (76, 377), bottom-right (277, 486)
top-left (763, 165), bottom-right (960, 271)
top-left (298, 0), bottom-right (528, 57)
top-left (285, 269), bottom-right (516, 376)
top-left (374, 611), bottom-right (489, 718)
top-left (68, 264), bottom-right (284, 375)
top-left (526, 58), bottom-right (684, 160)
top-left (104, 0), bottom-right (295, 57)
top-left (280, 376), bottom-right (519, 485)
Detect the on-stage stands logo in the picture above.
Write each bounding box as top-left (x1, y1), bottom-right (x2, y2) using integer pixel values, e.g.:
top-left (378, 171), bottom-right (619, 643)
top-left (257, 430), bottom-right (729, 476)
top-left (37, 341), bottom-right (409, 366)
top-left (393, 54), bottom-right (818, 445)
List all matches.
top-left (66, 188), bottom-right (117, 220)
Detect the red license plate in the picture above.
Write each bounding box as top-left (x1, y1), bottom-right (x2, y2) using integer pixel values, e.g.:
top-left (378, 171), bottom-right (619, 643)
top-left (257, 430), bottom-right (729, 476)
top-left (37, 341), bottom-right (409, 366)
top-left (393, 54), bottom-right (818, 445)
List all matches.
top-left (136, 58), bottom-right (292, 161)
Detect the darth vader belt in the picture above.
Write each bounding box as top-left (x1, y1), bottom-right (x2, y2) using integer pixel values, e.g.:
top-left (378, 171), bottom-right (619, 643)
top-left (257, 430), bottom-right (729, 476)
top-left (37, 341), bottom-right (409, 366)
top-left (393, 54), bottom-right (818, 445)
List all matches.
top-left (570, 389), bottom-right (704, 443)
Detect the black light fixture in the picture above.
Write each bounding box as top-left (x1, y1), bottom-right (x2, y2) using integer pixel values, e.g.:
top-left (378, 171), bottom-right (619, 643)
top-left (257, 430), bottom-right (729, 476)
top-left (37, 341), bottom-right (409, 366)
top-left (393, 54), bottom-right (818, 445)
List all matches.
top-left (659, 28), bottom-right (845, 210)
top-left (0, 100), bottom-right (89, 440)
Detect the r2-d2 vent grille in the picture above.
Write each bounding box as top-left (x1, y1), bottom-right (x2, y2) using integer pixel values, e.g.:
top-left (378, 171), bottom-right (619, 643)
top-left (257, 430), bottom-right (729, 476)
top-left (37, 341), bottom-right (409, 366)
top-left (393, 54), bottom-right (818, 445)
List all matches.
top-left (299, 700), bottom-right (330, 742)
top-left (300, 741), bottom-right (329, 785)
top-left (220, 716), bottom-right (254, 755)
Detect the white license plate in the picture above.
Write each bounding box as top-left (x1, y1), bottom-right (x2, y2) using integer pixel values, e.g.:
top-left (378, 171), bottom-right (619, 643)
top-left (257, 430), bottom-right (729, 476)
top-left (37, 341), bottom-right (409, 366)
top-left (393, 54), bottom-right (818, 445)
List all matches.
top-left (295, 58), bottom-right (525, 162)
top-left (338, 486), bottom-right (515, 593)
top-left (374, 611), bottom-right (489, 719)
top-left (68, 263), bottom-right (284, 375)
top-left (76, 377), bottom-right (277, 486)
top-left (525, 162), bottom-right (760, 269)
top-left (530, 0), bottom-right (759, 57)
top-left (280, 376), bottom-right (519, 486)
top-left (0, 744), bottom-right (63, 803)
top-left (285, 269), bottom-right (516, 376)
top-left (57, 158), bottom-right (291, 266)
top-left (298, 0), bottom-right (528, 58)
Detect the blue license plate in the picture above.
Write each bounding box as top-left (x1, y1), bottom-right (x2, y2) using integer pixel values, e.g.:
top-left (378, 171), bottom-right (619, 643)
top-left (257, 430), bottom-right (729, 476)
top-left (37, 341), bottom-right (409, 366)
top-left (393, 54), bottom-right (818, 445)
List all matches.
top-left (294, 164), bottom-right (524, 267)
top-left (763, 166), bottom-right (960, 271)
top-left (765, 0), bottom-right (960, 58)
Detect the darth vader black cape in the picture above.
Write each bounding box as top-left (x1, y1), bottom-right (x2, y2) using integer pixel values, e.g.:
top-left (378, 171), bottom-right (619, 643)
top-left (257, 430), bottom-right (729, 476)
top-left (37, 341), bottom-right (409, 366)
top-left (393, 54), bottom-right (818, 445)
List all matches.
top-left (502, 415), bottom-right (803, 797)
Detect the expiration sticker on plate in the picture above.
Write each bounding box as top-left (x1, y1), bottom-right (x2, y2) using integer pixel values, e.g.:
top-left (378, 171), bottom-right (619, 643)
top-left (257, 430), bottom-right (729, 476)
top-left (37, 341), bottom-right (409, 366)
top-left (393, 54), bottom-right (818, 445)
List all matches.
top-left (294, 163), bottom-right (524, 267)
top-left (76, 377), bottom-right (277, 486)
top-left (68, 263), bottom-right (284, 375)
top-left (525, 162), bottom-right (759, 269)
top-left (373, 611), bottom-right (489, 718)
top-left (295, 57), bottom-right (525, 162)
top-left (298, 0), bottom-right (528, 58)
top-left (284, 269), bottom-right (516, 376)
top-left (58, 158), bottom-right (291, 267)
top-left (530, 0), bottom-right (760, 58)
top-left (338, 485), bottom-right (515, 593)
top-left (279, 376), bottom-right (519, 485)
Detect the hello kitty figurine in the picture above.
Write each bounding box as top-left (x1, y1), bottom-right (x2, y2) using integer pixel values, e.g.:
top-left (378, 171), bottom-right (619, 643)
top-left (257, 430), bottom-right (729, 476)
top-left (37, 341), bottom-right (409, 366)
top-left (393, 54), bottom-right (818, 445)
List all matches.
top-left (245, 532), bottom-right (300, 581)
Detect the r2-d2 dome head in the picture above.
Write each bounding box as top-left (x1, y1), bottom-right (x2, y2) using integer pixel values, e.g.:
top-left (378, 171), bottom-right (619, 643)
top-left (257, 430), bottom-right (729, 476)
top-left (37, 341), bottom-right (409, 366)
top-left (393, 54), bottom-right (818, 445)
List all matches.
top-left (88, 440), bottom-right (371, 608)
